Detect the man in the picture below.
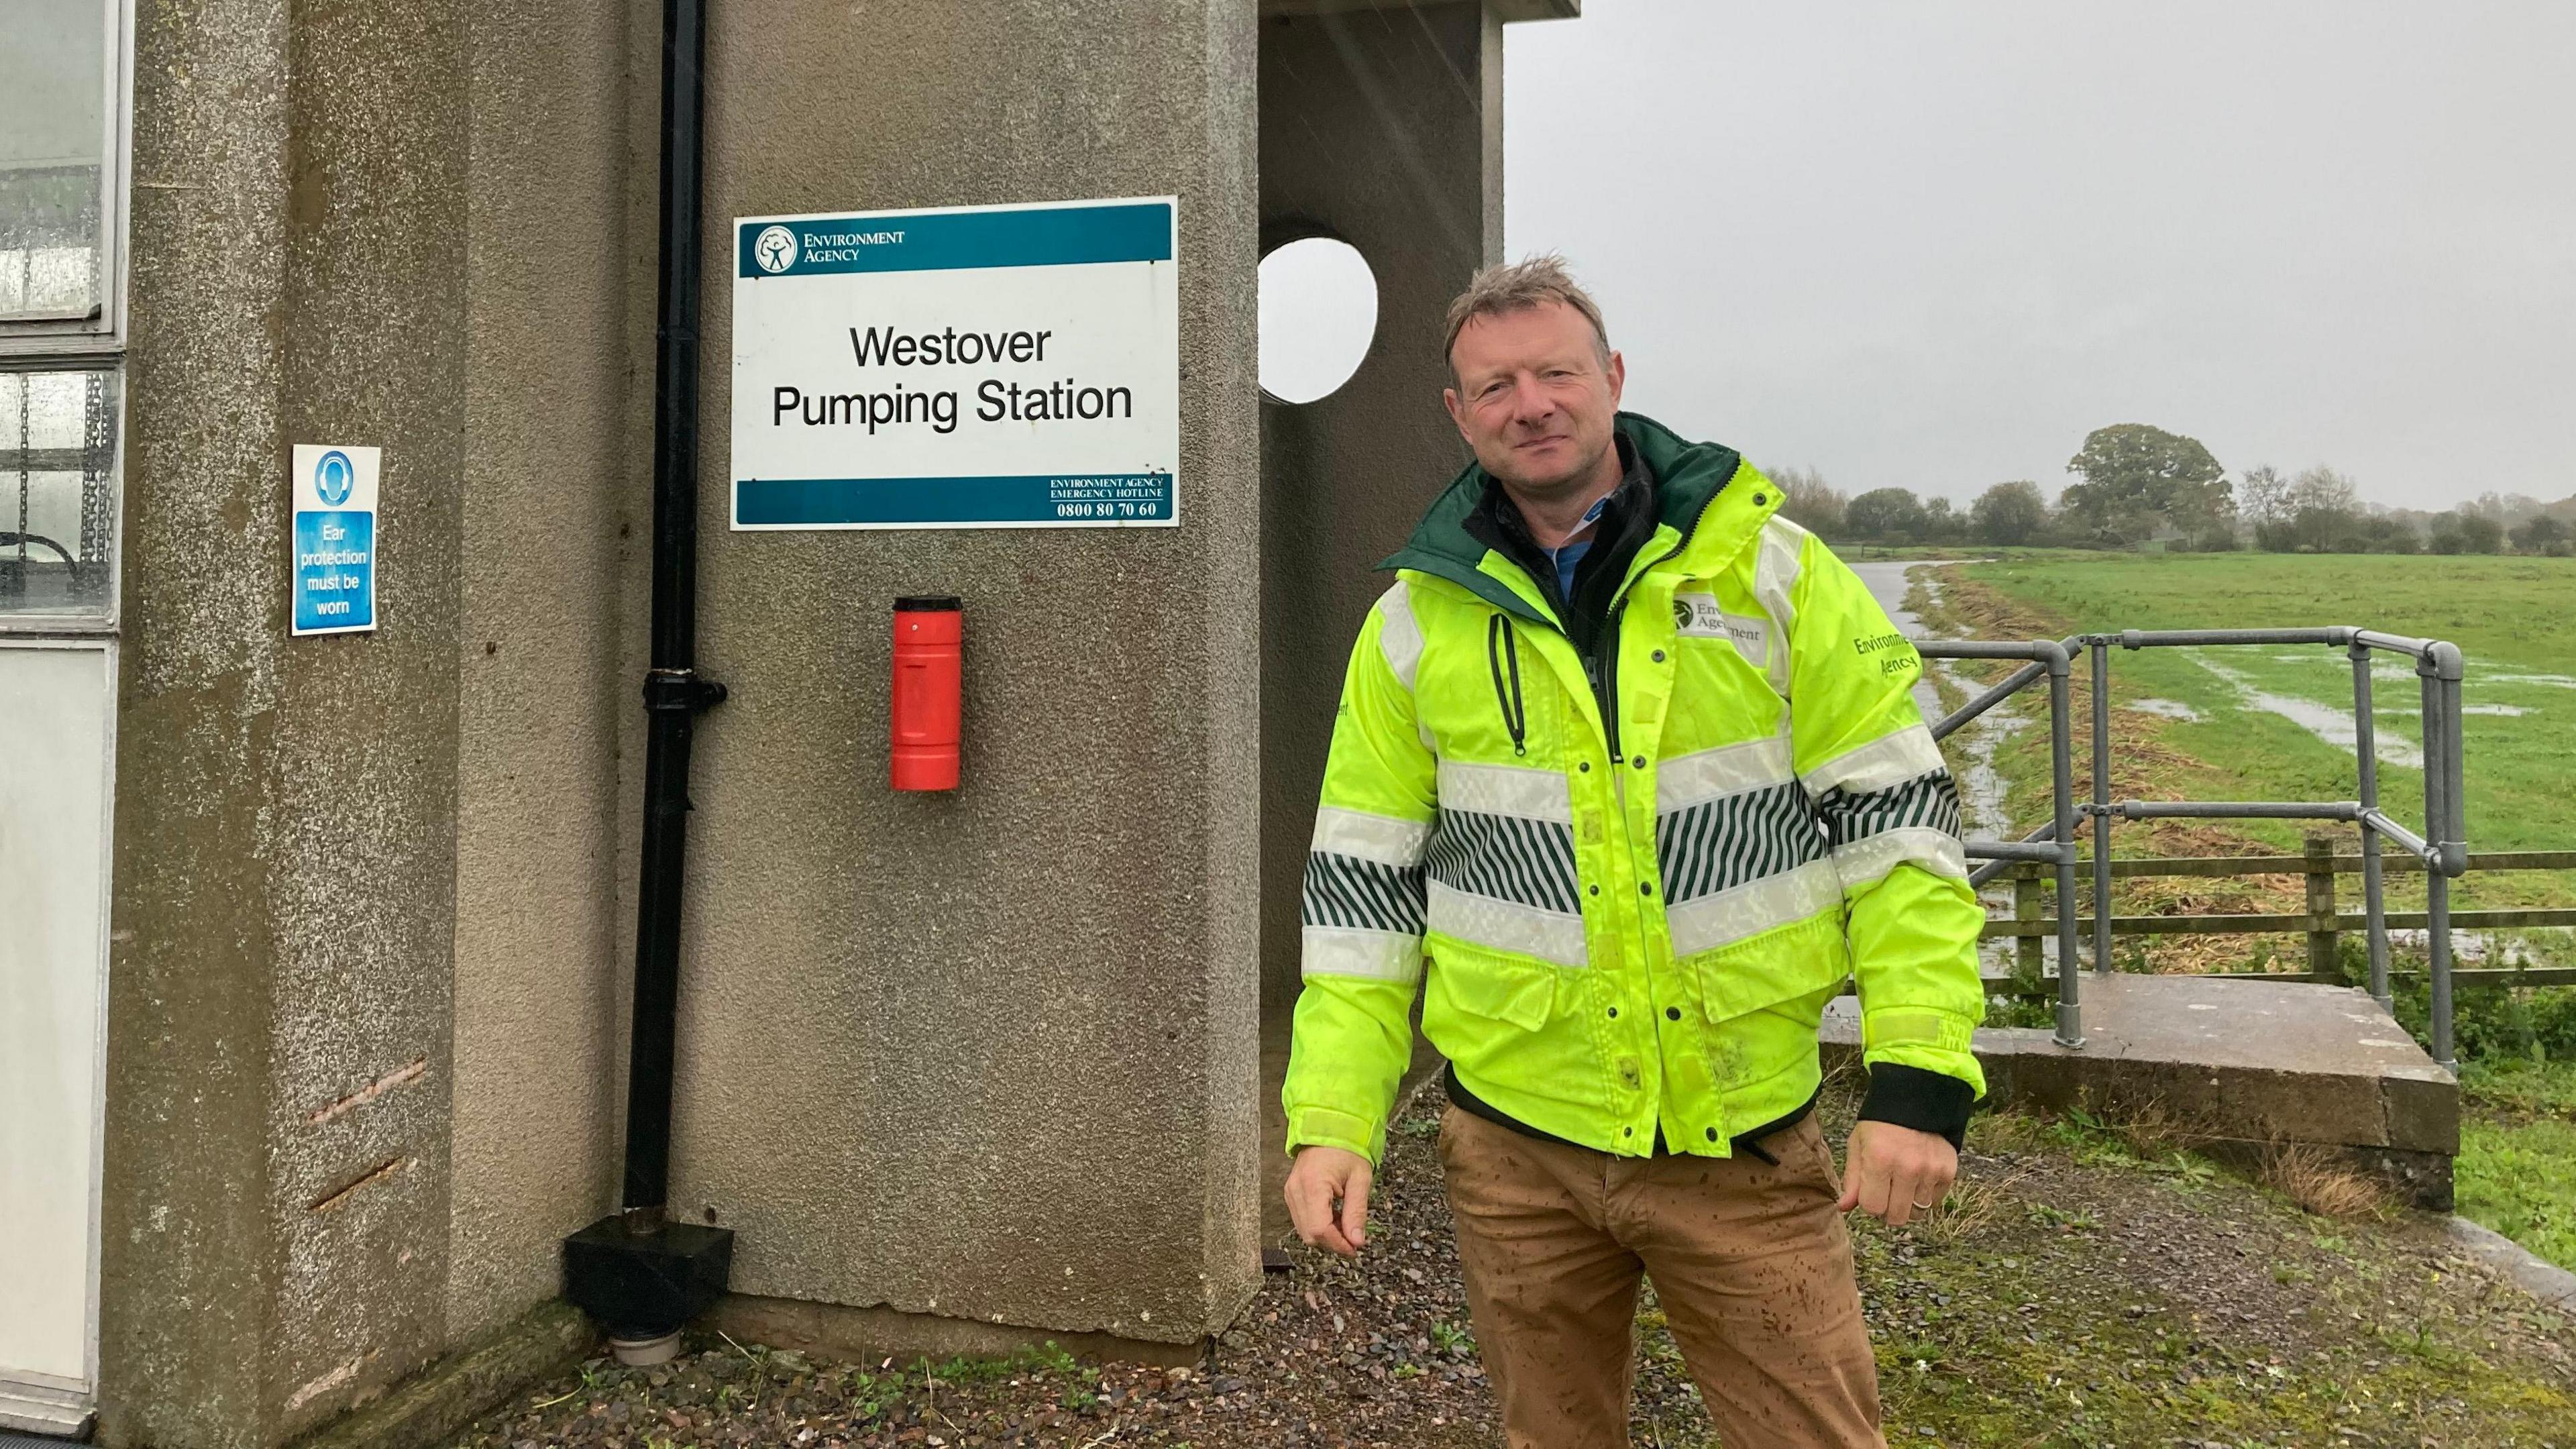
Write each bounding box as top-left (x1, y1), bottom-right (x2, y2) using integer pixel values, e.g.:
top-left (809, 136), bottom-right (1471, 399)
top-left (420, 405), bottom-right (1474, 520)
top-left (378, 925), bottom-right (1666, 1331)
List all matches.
top-left (1281, 256), bottom-right (1985, 1448)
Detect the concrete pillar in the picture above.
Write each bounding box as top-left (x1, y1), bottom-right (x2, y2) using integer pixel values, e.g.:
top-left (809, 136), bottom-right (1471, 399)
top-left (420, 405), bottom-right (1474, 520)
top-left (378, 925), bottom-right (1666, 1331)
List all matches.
top-left (103, 0), bottom-right (471, 1442)
top-left (661, 0), bottom-right (1263, 1348)
top-left (1257, 3), bottom-right (1505, 1014)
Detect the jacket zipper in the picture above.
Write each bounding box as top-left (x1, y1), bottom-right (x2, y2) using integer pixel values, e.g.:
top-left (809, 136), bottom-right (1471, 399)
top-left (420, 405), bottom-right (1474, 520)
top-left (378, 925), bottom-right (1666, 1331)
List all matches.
top-left (1591, 602), bottom-right (1626, 761)
top-left (1486, 613), bottom-right (1528, 756)
top-left (1586, 537), bottom-right (1680, 763)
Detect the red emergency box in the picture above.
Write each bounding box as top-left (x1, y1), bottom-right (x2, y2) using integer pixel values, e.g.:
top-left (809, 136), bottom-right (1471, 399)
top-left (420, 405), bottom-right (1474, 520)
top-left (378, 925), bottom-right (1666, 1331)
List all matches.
top-left (892, 596), bottom-right (962, 790)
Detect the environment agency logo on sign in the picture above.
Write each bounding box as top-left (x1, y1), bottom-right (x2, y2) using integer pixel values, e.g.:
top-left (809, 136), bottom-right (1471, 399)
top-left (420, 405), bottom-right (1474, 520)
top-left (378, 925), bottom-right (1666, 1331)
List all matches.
top-left (752, 225), bottom-right (798, 274)
top-left (728, 196), bottom-right (1181, 530)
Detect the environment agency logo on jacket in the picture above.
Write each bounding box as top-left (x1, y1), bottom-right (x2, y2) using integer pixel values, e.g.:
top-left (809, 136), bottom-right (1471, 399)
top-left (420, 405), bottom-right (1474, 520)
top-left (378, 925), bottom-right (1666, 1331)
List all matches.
top-left (1281, 412), bottom-right (1987, 1165)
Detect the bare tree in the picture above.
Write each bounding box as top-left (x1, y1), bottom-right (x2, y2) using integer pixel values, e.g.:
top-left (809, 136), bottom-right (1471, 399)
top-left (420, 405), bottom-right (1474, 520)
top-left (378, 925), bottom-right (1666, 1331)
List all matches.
top-left (2288, 466), bottom-right (2361, 514)
top-left (2236, 464), bottom-right (2292, 530)
top-left (1768, 466), bottom-right (1847, 539)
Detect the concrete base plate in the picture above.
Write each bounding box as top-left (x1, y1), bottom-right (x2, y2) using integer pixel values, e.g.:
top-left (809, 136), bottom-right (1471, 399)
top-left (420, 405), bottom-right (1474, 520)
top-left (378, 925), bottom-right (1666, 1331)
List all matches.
top-left (0, 1377), bottom-right (89, 1440)
top-left (1826, 972), bottom-right (2459, 1206)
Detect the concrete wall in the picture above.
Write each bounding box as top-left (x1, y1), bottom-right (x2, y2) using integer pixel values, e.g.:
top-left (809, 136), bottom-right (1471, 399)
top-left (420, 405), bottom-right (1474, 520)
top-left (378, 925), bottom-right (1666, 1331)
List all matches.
top-left (660, 0), bottom-right (1264, 1346)
top-left (103, 0), bottom-right (472, 1443)
top-left (447, 0), bottom-right (640, 1346)
top-left (87, 3), bottom-right (1544, 1439)
top-left (1257, 3), bottom-right (1505, 1012)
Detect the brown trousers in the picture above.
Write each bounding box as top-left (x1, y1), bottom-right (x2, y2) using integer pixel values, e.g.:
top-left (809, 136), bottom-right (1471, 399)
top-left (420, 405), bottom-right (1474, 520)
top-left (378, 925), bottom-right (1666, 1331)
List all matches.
top-left (1438, 1105), bottom-right (1883, 1449)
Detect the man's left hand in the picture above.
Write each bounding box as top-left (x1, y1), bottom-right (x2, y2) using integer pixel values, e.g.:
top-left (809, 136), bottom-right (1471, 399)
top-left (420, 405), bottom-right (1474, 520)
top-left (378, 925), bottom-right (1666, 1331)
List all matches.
top-left (1835, 1120), bottom-right (1958, 1228)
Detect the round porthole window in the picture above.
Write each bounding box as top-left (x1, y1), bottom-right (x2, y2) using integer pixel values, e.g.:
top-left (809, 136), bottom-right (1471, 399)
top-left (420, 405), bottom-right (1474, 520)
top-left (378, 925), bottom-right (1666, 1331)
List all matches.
top-left (1258, 236), bottom-right (1378, 405)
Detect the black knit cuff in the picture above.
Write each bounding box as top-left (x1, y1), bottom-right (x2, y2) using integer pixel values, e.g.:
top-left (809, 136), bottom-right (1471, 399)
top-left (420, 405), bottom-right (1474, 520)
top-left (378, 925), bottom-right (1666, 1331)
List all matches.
top-left (1856, 1063), bottom-right (1976, 1150)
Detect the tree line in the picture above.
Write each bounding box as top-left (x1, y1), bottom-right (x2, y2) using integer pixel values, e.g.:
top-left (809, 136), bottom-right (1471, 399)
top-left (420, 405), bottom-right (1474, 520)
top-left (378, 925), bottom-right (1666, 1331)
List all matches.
top-left (1776, 423), bottom-right (2575, 556)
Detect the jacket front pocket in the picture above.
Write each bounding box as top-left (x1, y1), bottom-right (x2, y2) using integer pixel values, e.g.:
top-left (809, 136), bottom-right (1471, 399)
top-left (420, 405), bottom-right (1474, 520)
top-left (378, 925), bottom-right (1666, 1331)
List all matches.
top-left (1426, 953), bottom-right (1556, 1032)
top-left (1691, 911), bottom-right (1851, 1025)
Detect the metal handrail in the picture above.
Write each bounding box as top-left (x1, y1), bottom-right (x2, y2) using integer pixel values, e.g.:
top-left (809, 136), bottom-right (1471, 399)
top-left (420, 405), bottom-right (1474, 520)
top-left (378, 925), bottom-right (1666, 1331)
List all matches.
top-left (1919, 625), bottom-right (2471, 1068)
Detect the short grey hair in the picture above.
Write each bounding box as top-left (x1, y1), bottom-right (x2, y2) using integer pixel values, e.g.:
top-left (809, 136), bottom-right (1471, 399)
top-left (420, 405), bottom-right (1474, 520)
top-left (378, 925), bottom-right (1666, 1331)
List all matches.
top-left (1443, 254), bottom-right (1611, 376)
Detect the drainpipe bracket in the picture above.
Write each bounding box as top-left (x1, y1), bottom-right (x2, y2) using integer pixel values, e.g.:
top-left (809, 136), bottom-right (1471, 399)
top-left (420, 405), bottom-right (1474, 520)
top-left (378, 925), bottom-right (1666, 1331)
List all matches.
top-left (643, 667), bottom-right (728, 714)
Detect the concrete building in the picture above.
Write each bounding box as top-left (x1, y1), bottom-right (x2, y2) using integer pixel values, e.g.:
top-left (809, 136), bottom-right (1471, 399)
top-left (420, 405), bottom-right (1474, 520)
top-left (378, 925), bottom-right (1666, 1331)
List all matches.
top-left (0, 1), bottom-right (1574, 1443)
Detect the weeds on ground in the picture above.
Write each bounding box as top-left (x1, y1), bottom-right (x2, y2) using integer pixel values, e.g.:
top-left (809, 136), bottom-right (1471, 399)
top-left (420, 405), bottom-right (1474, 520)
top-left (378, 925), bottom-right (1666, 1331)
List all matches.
top-left (1427, 1317), bottom-right (1474, 1355)
top-left (2259, 1142), bottom-right (2391, 1220)
top-left (2454, 1058), bottom-right (2576, 1273)
top-left (2387, 958), bottom-right (2576, 1065)
top-left (2459, 1114), bottom-right (2576, 1271)
top-left (2461, 1053), bottom-right (2576, 1119)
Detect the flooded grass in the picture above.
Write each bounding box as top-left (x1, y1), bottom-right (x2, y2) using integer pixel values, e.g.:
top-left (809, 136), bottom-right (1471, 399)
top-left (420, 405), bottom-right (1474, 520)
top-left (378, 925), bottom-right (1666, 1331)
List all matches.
top-left (1920, 549), bottom-right (2576, 1280)
top-left (1939, 551), bottom-right (2576, 914)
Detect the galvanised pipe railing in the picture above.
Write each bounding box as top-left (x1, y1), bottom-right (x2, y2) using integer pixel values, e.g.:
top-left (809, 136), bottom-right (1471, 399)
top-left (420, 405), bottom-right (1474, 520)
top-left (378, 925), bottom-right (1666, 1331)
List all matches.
top-left (1919, 625), bottom-right (2471, 1068)
top-left (1921, 639), bottom-right (2083, 1049)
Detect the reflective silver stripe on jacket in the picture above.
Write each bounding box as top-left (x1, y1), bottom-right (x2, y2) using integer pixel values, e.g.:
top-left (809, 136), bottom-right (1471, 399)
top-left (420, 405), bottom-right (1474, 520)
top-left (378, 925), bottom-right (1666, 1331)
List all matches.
top-left (1662, 859), bottom-right (1843, 959)
top-left (1806, 727), bottom-right (1968, 883)
top-left (1424, 759), bottom-right (1588, 967)
top-left (1751, 516), bottom-right (1805, 696)
top-left (1301, 806), bottom-right (1430, 981)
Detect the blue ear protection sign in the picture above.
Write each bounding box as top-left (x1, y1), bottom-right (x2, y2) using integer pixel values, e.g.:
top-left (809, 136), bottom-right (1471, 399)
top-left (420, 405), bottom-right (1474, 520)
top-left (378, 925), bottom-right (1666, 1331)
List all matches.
top-left (290, 444), bottom-right (379, 636)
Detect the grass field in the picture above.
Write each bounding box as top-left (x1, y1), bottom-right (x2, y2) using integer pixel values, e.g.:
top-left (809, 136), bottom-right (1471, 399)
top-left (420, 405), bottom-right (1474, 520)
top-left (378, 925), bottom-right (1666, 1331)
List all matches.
top-left (1960, 551), bottom-right (2576, 866)
top-left (2457, 1059), bottom-right (2576, 1271)
top-left (1917, 549), bottom-right (2576, 1269)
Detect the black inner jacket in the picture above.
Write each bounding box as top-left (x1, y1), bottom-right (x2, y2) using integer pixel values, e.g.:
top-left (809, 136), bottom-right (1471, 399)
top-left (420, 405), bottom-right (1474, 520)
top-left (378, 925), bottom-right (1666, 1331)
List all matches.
top-left (1461, 433), bottom-right (1660, 697)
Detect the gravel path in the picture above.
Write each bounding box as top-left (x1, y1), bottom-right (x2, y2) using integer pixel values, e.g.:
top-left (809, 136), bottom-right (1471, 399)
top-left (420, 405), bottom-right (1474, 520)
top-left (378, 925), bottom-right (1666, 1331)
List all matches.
top-left (449, 1084), bottom-right (2576, 1448)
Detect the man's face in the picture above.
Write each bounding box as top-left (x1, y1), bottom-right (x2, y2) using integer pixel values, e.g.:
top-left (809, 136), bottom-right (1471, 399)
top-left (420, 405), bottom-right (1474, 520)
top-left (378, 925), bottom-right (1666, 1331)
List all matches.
top-left (1443, 301), bottom-right (1625, 499)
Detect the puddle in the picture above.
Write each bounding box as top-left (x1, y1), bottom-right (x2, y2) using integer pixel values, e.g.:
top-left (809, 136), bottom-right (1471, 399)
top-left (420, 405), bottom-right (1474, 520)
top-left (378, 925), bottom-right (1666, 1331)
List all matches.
top-left (2188, 651), bottom-right (2424, 769)
top-left (2269, 651), bottom-right (2418, 682)
top-left (1850, 560), bottom-right (2021, 837)
top-left (2385, 928), bottom-right (2544, 967)
top-left (2261, 652), bottom-right (2549, 715)
top-left (1837, 573), bottom-right (2549, 983)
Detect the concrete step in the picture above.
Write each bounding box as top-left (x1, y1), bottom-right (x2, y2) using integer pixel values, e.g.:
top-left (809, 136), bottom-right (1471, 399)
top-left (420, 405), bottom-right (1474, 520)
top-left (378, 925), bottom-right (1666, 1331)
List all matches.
top-left (1825, 972), bottom-right (2458, 1207)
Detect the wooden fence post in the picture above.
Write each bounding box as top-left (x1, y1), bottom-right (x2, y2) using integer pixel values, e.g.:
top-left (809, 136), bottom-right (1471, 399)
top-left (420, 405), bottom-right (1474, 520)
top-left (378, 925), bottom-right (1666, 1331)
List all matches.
top-left (2304, 834), bottom-right (2339, 979)
top-left (2014, 865), bottom-right (2045, 987)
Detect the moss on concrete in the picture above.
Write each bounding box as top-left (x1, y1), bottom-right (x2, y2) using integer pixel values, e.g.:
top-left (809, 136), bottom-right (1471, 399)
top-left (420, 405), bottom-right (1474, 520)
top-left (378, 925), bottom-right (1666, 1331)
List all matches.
top-left (296, 1301), bottom-right (592, 1449)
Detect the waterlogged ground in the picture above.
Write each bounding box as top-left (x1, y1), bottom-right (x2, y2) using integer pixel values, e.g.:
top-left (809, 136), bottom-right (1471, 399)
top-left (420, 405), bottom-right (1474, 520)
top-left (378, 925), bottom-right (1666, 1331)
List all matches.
top-left (446, 1087), bottom-right (2576, 1449)
top-left (1907, 549), bottom-right (2576, 1282)
top-left (1942, 551), bottom-right (2576, 901)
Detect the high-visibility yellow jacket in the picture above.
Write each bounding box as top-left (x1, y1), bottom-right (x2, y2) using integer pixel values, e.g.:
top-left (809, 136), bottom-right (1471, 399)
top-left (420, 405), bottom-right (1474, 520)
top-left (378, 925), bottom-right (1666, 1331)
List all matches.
top-left (1284, 413), bottom-right (1986, 1164)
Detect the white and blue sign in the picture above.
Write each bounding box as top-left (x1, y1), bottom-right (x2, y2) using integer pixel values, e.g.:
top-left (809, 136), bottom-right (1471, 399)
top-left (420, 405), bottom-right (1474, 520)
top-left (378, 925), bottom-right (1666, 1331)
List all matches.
top-left (729, 197), bottom-right (1180, 530)
top-left (290, 443), bottom-right (378, 635)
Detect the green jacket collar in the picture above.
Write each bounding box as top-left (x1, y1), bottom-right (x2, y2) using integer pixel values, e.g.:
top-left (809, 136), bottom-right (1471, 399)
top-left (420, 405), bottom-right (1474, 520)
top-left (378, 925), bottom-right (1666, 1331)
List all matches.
top-left (1381, 412), bottom-right (1750, 623)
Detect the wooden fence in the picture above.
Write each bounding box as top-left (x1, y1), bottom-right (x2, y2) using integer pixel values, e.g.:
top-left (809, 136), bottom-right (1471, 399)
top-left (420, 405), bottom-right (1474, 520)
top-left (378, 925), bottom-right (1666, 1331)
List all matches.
top-left (1984, 843), bottom-right (2576, 994)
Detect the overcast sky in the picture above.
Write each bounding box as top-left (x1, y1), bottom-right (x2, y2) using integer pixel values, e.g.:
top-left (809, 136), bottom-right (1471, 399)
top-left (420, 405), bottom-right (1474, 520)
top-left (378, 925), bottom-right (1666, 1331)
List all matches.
top-left (1500, 1), bottom-right (2576, 510)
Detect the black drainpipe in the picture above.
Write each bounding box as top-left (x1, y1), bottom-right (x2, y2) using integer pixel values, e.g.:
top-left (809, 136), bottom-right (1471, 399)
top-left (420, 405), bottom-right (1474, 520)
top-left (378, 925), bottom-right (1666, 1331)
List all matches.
top-left (564, 0), bottom-right (735, 1353)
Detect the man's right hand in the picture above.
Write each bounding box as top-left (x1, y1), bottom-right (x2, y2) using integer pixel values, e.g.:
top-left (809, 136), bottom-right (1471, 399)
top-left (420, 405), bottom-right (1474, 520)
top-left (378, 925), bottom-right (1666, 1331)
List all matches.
top-left (1283, 1145), bottom-right (1373, 1258)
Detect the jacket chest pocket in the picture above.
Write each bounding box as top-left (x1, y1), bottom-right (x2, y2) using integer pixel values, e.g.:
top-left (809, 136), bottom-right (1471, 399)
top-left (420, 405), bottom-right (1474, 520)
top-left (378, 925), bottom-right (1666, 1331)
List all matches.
top-left (1662, 592), bottom-right (1787, 740)
top-left (1426, 613), bottom-right (1580, 766)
